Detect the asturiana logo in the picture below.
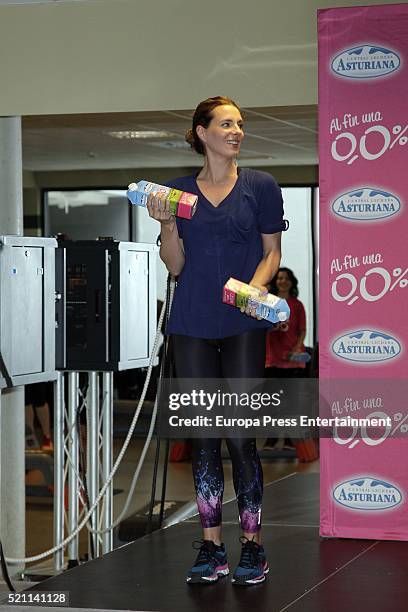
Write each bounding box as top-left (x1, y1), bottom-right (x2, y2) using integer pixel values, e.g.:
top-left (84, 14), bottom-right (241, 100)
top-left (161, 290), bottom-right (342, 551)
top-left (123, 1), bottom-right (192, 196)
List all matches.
top-left (332, 188), bottom-right (401, 221)
top-left (332, 330), bottom-right (401, 363)
top-left (333, 478), bottom-right (402, 511)
top-left (331, 45), bottom-right (401, 78)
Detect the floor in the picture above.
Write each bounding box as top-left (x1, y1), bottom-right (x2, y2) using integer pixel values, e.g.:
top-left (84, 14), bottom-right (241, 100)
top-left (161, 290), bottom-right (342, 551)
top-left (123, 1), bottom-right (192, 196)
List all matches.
top-left (6, 412), bottom-right (317, 586)
top-left (5, 472), bottom-right (408, 612)
top-left (1, 411), bottom-right (406, 612)
top-left (24, 438), bottom-right (315, 563)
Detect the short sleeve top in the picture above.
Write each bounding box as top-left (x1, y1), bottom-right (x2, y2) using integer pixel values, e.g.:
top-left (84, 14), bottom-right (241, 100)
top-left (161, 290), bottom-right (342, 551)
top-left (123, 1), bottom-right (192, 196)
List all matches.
top-left (165, 168), bottom-right (287, 339)
top-left (265, 297), bottom-right (307, 368)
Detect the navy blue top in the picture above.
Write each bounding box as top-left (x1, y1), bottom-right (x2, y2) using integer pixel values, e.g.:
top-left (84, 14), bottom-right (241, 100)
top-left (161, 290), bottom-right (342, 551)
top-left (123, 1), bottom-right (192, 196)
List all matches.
top-left (165, 168), bottom-right (287, 339)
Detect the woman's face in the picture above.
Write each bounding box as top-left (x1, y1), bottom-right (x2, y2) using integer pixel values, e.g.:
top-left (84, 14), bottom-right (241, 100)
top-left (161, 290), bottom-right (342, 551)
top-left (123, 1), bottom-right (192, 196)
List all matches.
top-left (276, 271), bottom-right (292, 293)
top-left (197, 104), bottom-right (244, 158)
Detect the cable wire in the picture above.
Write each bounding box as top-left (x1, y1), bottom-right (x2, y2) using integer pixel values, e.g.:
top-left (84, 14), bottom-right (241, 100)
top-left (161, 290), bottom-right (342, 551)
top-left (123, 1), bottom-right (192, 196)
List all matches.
top-left (87, 276), bottom-right (175, 535)
top-left (0, 540), bottom-right (15, 592)
top-left (5, 280), bottom-right (174, 564)
top-left (146, 274), bottom-right (173, 533)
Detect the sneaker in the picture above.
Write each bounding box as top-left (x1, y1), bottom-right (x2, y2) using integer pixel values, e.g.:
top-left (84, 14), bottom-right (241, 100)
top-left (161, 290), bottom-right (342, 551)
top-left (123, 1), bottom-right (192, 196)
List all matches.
top-left (263, 438), bottom-right (279, 450)
top-left (41, 436), bottom-right (53, 452)
top-left (232, 537), bottom-right (268, 585)
top-left (258, 544), bottom-right (269, 575)
top-left (186, 539), bottom-right (229, 584)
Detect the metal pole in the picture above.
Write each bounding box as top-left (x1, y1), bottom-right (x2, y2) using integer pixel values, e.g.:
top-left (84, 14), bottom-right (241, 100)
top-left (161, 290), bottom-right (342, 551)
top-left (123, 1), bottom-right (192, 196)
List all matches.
top-left (87, 372), bottom-right (99, 558)
top-left (0, 116), bottom-right (25, 577)
top-left (0, 117), bottom-right (23, 236)
top-left (102, 372), bottom-right (113, 554)
top-left (53, 372), bottom-right (65, 571)
top-left (67, 372), bottom-right (79, 565)
top-left (0, 391), bottom-right (2, 563)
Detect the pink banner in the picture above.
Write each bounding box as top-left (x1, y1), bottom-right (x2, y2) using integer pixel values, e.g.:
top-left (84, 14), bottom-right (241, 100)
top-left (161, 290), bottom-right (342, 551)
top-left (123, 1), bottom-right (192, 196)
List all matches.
top-left (318, 4), bottom-right (408, 540)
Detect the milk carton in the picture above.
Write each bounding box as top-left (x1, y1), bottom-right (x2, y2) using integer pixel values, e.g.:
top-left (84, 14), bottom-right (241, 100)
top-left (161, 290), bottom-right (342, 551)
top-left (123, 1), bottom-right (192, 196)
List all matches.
top-left (127, 181), bottom-right (197, 219)
top-left (222, 278), bottom-right (290, 323)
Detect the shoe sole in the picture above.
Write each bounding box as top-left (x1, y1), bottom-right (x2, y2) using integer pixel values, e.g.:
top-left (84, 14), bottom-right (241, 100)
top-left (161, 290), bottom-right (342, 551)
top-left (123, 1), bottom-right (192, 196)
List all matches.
top-left (187, 567), bottom-right (229, 584)
top-left (231, 563), bottom-right (269, 585)
top-left (232, 574), bottom-right (266, 585)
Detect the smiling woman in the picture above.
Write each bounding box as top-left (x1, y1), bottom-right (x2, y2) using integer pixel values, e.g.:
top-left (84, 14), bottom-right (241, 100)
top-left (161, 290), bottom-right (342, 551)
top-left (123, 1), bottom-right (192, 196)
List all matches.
top-left (145, 95), bottom-right (288, 586)
top-left (185, 96), bottom-right (243, 157)
top-left (193, 104), bottom-right (244, 207)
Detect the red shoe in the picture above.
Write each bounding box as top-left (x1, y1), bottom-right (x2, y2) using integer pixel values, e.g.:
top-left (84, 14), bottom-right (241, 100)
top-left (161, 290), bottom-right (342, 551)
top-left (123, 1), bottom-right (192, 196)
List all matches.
top-left (41, 436), bottom-right (54, 452)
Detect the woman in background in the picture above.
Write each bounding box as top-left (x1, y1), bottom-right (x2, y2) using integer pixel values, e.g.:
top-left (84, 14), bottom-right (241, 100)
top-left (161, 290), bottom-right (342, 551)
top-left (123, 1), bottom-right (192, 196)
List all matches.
top-left (264, 268), bottom-right (307, 450)
top-left (265, 267), bottom-right (307, 377)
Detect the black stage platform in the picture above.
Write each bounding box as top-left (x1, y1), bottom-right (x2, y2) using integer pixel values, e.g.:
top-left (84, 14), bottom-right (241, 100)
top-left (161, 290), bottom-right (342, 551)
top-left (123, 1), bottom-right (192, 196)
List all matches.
top-left (13, 473), bottom-right (408, 612)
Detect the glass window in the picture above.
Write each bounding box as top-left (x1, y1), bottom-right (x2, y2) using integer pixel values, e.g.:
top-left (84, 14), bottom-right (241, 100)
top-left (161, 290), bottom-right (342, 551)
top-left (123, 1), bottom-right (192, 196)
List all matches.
top-left (281, 187), bottom-right (315, 347)
top-left (45, 189), bottom-right (129, 241)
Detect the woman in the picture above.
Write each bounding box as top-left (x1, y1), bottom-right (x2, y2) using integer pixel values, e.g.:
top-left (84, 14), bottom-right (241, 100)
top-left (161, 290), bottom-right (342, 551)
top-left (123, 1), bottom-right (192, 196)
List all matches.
top-left (265, 268), bottom-right (307, 377)
top-left (264, 268), bottom-right (307, 450)
top-left (147, 96), bottom-right (287, 585)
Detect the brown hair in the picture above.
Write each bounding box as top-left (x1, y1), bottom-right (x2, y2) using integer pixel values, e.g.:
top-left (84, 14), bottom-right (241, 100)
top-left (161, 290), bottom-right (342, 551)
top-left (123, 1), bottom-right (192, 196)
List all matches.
top-left (185, 96), bottom-right (241, 155)
top-left (270, 268), bottom-right (299, 298)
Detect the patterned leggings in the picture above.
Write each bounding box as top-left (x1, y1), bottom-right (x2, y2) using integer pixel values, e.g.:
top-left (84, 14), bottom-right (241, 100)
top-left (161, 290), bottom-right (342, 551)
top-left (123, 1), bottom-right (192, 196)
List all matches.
top-left (172, 330), bottom-right (266, 533)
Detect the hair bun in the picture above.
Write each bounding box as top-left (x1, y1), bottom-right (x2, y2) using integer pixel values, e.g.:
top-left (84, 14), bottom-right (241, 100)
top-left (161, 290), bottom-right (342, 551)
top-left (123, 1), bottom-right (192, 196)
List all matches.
top-left (185, 129), bottom-right (194, 147)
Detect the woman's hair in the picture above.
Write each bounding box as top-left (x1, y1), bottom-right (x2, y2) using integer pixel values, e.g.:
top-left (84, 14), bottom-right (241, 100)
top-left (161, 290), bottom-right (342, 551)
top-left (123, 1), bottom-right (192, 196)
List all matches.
top-left (269, 267), bottom-right (299, 298)
top-left (185, 96), bottom-right (241, 155)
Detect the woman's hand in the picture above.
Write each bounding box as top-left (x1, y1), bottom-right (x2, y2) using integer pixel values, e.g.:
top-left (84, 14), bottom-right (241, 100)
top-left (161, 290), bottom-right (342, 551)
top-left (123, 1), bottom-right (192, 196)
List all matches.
top-left (146, 192), bottom-right (175, 227)
top-left (240, 284), bottom-right (268, 320)
top-left (287, 345), bottom-right (302, 360)
top-left (250, 283), bottom-right (268, 295)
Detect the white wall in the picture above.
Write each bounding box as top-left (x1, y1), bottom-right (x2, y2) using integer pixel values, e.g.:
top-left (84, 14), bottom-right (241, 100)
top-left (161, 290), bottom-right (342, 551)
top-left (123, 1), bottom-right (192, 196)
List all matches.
top-left (280, 187), bottom-right (314, 347)
top-left (0, 0), bottom-right (399, 116)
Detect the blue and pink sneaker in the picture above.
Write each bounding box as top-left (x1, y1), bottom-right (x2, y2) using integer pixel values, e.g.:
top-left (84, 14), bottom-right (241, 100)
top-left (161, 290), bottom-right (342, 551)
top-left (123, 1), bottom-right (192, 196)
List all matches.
top-left (232, 537), bottom-right (269, 585)
top-left (186, 539), bottom-right (229, 584)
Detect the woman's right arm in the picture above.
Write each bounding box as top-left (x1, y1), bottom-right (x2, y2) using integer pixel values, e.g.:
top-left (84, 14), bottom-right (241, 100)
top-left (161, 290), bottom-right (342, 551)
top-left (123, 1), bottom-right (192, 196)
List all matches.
top-left (147, 193), bottom-right (185, 276)
top-left (160, 221), bottom-right (185, 276)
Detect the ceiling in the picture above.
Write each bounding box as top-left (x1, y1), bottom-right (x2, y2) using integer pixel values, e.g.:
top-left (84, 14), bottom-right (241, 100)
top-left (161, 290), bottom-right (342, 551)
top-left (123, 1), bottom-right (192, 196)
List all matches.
top-left (0, 0), bottom-right (84, 4)
top-left (22, 105), bottom-right (318, 172)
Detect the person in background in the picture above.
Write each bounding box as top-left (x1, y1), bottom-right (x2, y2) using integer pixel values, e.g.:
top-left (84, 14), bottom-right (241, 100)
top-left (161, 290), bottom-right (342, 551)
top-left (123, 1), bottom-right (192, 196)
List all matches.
top-left (264, 268), bottom-right (307, 450)
top-left (26, 383), bottom-right (53, 451)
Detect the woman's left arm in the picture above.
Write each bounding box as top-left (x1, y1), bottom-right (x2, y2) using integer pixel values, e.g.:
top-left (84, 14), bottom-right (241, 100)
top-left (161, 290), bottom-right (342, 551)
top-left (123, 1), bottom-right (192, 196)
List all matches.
top-left (249, 232), bottom-right (282, 292)
top-left (288, 302), bottom-right (306, 355)
top-left (288, 330), bottom-right (306, 357)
